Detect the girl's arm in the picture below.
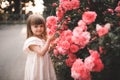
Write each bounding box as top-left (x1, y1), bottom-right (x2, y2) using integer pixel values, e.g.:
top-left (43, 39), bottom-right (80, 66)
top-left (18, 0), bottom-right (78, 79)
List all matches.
top-left (29, 35), bottom-right (55, 56)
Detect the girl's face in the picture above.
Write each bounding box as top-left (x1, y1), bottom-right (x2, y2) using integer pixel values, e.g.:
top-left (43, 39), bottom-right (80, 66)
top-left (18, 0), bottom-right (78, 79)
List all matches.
top-left (31, 24), bottom-right (44, 37)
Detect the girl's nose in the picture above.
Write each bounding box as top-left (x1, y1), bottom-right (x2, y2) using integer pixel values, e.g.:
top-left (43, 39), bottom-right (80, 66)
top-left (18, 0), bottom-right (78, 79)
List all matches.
top-left (37, 26), bottom-right (41, 29)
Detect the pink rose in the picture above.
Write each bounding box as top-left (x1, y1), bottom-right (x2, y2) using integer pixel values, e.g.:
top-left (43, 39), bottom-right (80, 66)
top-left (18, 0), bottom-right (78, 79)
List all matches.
top-left (96, 23), bottom-right (110, 37)
top-left (84, 56), bottom-right (95, 71)
top-left (60, 30), bottom-right (73, 43)
top-left (66, 54), bottom-right (77, 67)
top-left (72, 31), bottom-right (90, 49)
top-left (70, 44), bottom-right (79, 53)
top-left (93, 58), bottom-right (104, 72)
top-left (71, 58), bottom-right (91, 80)
top-left (89, 49), bottom-right (100, 58)
top-left (78, 20), bottom-right (87, 31)
top-left (88, 49), bottom-right (104, 72)
top-left (78, 20), bottom-right (86, 26)
top-left (56, 6), bottom-right (65, 21)
top-left (82, 11), bottom-right (97, 24)
top-left (56, 46), bottom-right (67, 54)
top-left (73, 27), bottom-right (83, 37)
top-left (46, 16), bottom-right (58, 29)
top-left (60, 1), bottom-right (73, 11)
top-left (72, 36), bottom-right (81, 45)
top-left (71, 0), bottom-right (80, 9)
top-left (61, 40), bottom-right (70, 50)
top-left (115, 6), bottom-right (120, 13)
top-left (79, 32), bottom-right (90, 47)
top-left (97, 27), bottom-right (108, 37)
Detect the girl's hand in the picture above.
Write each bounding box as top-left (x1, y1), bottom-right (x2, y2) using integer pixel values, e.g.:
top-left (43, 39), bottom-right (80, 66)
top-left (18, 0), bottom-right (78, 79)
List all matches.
top-left (47, 34), bottom-right (56, 42)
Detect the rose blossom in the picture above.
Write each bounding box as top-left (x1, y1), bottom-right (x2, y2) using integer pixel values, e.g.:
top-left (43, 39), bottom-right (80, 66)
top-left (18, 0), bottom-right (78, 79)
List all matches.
top-left (66, 53), bottom-right (77, 67)
top-left (89, 49), bottom-right (100, 58)
top-left (87, 49), bottom-right (104, 72)
top-left (71, 58), bottom-right (91, 80)
top-left (84, 54), bottom-right (104, 72)
top-left (96, 23), bottom-right (110, 37)
top-left (71, 0), bottom-right (80, 9)
top-left (79, 31), bottom-right (90, 47)
top-left (70, 44), bottom-right (79, 53)
top-left (77, 20), bottom-right (87, 31)
top-left (60, 30), bottom-right (73, 43)
top-left (47, 25), bottom-right (58, 35)
top-left (84, 56), bottom-right (95, 71)
top-left (56, 5), bottom-right (65, 21)
top-left (72, 31), bottom-right (90, 49)
top-left (115, 6), bottom-right (120, 13)
top-left (78, 20), bottom-right (86, 26)
top-left (73, 27), bottom-right (83, 37)
top-left (56, 46), bottom-right (67, 54)
top-left (72, 36), bottom-right (81, 45)
top-left (61, 29), bottom-right (73, 36)
top-left (60, 1), bottom-right (73, 11)
top-left (93, 58), bottom-right (104, 72)
top-left (60, 0), bottom-right (80, 11)
top-left (61, 40), bottom-right (70, 50)
top-left (46, 16), bottom-right (58, 29)
top-left (82, 11), bottom-right (97, 24)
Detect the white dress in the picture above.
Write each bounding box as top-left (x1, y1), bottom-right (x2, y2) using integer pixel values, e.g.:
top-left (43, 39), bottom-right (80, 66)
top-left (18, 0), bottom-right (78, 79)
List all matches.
top-left (23, 37), bottom-right (57, 80)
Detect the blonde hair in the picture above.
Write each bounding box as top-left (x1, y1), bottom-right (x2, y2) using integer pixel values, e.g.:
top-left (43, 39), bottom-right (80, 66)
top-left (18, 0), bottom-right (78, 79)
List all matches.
top-left (26, 14), bottom-right (47, 40)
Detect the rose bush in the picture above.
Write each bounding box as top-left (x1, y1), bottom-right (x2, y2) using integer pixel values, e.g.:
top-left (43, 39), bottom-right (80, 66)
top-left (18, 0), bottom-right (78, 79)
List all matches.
top-left (46, 0), bottom-right (120, 80)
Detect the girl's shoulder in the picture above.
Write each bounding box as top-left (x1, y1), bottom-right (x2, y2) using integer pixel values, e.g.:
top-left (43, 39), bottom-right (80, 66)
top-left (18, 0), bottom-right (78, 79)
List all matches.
top-left (23, 36), bottom-right (44, 52)
top-left (24, 36), bottom-right (45, 45)
top-left (25, 36), bottom-right (44, 43)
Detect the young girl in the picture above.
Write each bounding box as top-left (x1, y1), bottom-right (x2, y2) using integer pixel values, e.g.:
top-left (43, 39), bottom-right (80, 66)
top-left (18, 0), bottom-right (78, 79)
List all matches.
top-left (23, 14), bottom-right (57, 80)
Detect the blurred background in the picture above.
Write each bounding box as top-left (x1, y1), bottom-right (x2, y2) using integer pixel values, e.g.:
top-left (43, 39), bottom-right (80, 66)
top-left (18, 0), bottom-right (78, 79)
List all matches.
top-left (0, 0), bottom-right (57, 24)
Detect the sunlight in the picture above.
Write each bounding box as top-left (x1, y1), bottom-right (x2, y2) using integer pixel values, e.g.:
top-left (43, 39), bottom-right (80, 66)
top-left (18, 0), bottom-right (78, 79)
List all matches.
top-left (23, 0), bottom-right (44, 15)
top-left (32, 0), bottom-right (44, 14)
top-left (1, 1), bottom-right (9, 8)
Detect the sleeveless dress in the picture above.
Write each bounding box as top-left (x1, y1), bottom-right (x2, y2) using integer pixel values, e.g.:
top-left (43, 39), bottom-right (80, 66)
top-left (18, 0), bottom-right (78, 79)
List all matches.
top-left (23, 37), bottom-right (57, 80)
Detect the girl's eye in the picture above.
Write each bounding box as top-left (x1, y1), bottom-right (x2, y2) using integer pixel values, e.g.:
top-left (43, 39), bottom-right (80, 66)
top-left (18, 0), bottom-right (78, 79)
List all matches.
top-left (34, 25), bottom-right (38, 28)
top-left (40, 24), bottom-right (44, 27)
